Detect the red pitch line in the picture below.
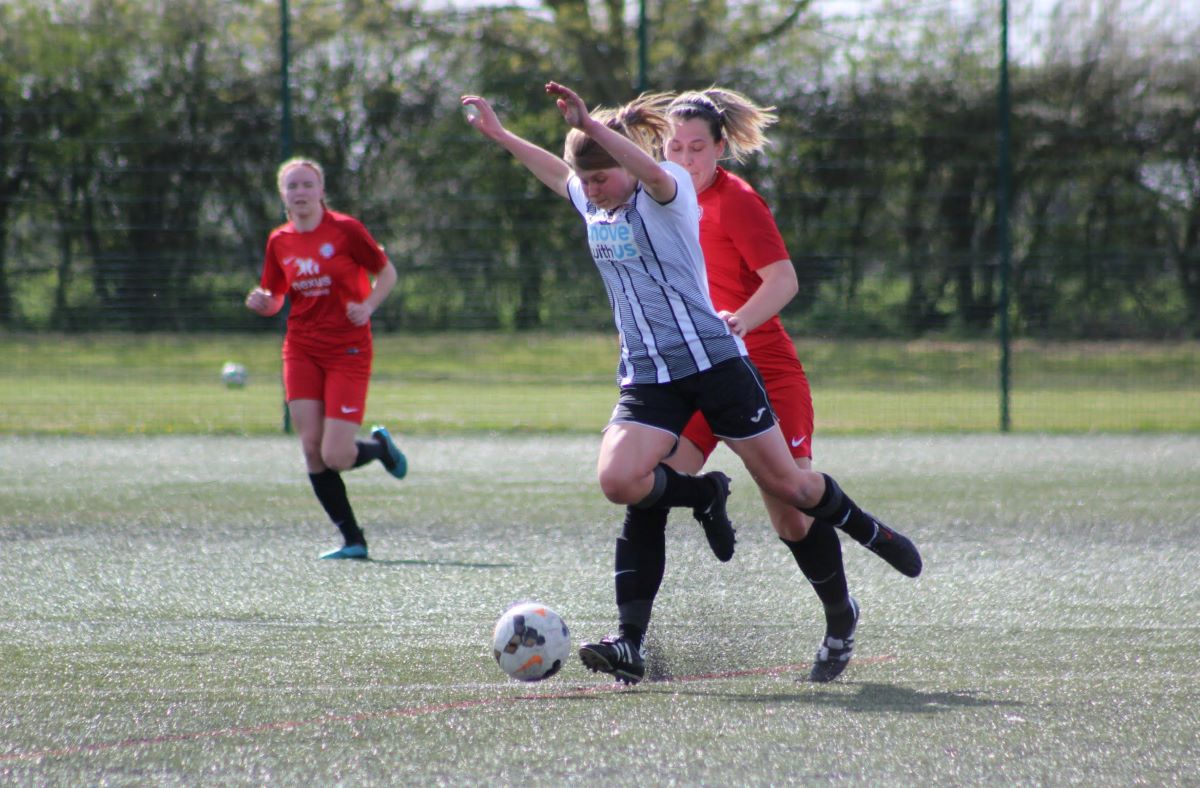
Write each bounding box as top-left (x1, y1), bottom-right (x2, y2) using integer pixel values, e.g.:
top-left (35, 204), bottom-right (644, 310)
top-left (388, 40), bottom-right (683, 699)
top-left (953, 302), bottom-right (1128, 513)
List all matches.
top-left (0, 656), bottom-right (895, 764)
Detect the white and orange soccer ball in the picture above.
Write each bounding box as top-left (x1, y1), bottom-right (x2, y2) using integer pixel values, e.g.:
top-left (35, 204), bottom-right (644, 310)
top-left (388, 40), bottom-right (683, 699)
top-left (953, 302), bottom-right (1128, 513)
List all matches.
top-left (492, 602), bottom-right (570, 682)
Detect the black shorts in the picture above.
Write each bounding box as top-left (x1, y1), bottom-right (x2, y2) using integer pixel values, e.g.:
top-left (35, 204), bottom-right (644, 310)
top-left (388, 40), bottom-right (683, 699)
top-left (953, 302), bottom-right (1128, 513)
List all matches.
top-left (608, 356), bottom-right (777, 441)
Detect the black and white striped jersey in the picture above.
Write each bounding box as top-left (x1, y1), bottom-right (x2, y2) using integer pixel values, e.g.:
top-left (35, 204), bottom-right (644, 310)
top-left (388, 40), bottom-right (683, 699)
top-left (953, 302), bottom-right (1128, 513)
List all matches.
top-left (567, 161), bottom-right (747, 385)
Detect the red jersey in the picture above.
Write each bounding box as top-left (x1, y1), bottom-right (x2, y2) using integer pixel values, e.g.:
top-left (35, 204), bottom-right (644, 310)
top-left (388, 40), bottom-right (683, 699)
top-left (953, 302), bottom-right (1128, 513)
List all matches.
top-left (697, 167), bottom-right (793, 358)
top-left (260, 209), bottom-right (388, 345)
top-left (683, 167), bottom-right (813, 460)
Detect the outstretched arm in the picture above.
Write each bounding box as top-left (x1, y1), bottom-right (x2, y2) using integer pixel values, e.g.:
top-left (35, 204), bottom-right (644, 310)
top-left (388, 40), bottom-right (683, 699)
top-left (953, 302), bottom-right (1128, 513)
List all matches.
top-left (545, 81), bottom-right (676, 204)
top-left (461, 95), bottom-right (571, 199)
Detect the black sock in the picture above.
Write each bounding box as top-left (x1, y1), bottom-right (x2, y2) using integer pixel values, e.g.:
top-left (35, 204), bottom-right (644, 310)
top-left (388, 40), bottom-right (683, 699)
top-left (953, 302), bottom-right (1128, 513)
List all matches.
top-left (781, 525), bottom-right (853, 634)
top-left (615, 505), bottom-right (668, 649)
top-left (352, 437), bottom-right (386, 468)
top-left (308, 469), bottom-right (366, 546)
top-left (634, 464), bottom-right (715, 510)
top-left (800, 473), bottom-right (877, 546)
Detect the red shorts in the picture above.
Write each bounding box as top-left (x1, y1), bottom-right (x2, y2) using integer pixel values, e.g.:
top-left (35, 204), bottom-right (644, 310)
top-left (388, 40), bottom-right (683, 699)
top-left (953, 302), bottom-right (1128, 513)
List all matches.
top-left (681, 340), bottom-right (813, 460)
top-left (282, 334), bottom-right (373, 424)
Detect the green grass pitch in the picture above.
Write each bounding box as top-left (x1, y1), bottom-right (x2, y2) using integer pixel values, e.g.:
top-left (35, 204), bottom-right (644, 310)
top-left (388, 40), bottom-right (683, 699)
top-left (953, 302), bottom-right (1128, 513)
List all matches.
top-left (1, 433), bottom-right (1197, 783)
top-left (3, 333), bottom-right (1198, 435)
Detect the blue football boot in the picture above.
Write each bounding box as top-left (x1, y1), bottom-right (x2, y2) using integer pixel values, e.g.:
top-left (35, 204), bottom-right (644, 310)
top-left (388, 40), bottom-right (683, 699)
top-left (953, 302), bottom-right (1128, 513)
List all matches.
top-left (319, 543), bottom-right (369, 560)
top-left (371, 425), bottom-right (408, 480)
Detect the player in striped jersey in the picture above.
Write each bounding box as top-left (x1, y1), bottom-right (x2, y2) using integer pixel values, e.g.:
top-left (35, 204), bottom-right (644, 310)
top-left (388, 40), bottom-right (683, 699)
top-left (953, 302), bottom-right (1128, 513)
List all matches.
top-left (463, 82), bottom-right (919, 685)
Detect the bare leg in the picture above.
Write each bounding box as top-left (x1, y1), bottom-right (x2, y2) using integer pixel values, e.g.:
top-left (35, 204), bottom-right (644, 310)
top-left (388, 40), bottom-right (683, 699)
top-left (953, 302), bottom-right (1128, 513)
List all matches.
top-left (290, 401), bottom-right (366, 556)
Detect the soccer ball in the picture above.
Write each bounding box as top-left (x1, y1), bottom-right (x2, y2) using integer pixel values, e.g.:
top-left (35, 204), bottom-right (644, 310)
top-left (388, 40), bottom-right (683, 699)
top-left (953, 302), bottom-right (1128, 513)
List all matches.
top-left (220, 361), bottom-right (247, 388)
top-left (492, 602), bottom-right (570, 682)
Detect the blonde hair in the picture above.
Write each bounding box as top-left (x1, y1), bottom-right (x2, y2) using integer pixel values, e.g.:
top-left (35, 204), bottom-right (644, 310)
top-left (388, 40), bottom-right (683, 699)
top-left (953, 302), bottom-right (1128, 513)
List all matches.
top-left (564, 92), bottom-right (674, 171)
top-left (276, 157), bottom-right (325, 194)
top-left (667, 87), bottom-right (778, 163)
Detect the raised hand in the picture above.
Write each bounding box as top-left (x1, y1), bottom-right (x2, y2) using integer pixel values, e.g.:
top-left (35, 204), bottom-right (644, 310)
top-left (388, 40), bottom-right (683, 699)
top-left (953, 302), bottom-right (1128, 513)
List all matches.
top-left (545, 81), bottom-right (589, 129)
top-left (460, 95), bottom-right (505, 139)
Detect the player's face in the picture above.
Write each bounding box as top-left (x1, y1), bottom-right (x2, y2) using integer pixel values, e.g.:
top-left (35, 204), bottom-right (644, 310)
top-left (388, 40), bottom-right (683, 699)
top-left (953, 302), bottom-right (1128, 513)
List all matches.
top-left (666, 117), bottom-right (724, 193)
top-left (576, 166), bottom-right (637, 211)
top-left (280, 165), bottom-right (325, 218)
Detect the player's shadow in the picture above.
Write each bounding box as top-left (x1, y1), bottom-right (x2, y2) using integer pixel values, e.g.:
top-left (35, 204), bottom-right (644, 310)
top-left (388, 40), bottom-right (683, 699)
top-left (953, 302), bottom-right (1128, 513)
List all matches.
top-left (743, 682), bottom-right (1021, 714)
top-left (660, 682), bottom-right (1022, 715)
top-left (366, 558), bottom-right (518, 569)
top-left (642, 652), bottom-right (1019, 714)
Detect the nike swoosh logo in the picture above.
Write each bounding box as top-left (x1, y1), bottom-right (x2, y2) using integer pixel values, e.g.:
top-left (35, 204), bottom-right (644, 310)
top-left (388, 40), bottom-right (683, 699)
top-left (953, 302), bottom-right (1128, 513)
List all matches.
top-left (613, 569), bottom-right (636, 577)
top-left (750, 407), bottom-right (767, 423)
top-left (791, 436), bottom-right (806, 448)
top-left (340, 406), bottom-right (360, 414)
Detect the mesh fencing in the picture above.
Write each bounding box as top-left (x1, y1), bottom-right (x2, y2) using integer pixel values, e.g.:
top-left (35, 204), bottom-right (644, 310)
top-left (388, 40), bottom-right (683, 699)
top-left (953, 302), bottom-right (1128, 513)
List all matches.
top-left (1, 0), bottom-right (1197, 434)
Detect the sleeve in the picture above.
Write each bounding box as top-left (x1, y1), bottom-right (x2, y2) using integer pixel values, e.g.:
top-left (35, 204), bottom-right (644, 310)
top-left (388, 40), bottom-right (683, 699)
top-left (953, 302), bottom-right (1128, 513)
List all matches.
top-left (259, 234), bottom-right (287, 294)
top-left (653, 161), bottom-right (700, 226)
top-left (343, 217), bottom-right (389, 274)
top-left (566, 174), bottom-right (588, 217)
top-left (723, 185), bottom-right (790, 272)
top-left (658, 161), bottom-right (693, 210)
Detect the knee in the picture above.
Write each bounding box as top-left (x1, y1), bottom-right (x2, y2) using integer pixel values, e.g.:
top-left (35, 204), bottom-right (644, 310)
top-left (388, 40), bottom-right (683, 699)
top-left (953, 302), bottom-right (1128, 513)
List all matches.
top-left (299, 440), bottom-right (324, 471)
top-left (320, 444), bottom-right (356, 472)
top-left (795, 470), bottom-right (827, 508)
top-left (597, 467), bottom-right (640, 505)
top-left (771, 511), bottom-right (814, 541)
top-left (756, 467), bottom-right (821, 509)
top-left (755, 471), bottom-right (801, 506)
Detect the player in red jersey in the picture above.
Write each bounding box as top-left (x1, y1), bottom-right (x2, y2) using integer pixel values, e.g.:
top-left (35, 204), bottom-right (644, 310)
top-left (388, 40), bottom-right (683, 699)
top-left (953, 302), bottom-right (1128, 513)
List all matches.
top-left (658, 88), bottom-right (920, 681)
top-left (245, 157), bottom-right (406, 560)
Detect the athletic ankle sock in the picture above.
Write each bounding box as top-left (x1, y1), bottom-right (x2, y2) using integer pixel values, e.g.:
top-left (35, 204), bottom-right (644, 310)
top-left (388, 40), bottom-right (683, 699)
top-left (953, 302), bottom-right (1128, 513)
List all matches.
top-left (634, 464), bottom-right (715, 510)
top-left (618, 623), bottom-right (646, 650)
top-left (781, 524), bottom-right (851, 631)
top-left (615, 505), bottom-right (668, 649)
top-left (308, 469), bottom-right (366, 546)
top-left (823, 597), bottom-right (856, 638)
top-left (799, 473), bottom-right (877, 545)
top-left (352, 437), bottom-right (386, 468)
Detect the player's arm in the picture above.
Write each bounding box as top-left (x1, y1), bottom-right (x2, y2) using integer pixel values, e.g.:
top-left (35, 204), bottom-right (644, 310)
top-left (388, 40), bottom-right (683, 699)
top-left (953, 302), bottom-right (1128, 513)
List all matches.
top-left (247, 242), bottom-right (288, 317)
top-left (346, 259), bottom-right (397, 326)
top-left (364, 259), bottom-right (398, 312)
top-left (545, 81), bottom-right (677, 204)
top-left (462, 95), bottom-right (571, 199)
top-left (245, 286), bottom-right (284, 317)
top-left (721, 259), bottom-right (798, 337)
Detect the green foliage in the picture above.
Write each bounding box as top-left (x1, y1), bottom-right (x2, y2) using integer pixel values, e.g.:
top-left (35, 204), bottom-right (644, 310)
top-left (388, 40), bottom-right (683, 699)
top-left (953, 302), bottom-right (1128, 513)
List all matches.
top-left (0, 0), bottom-right (1198, 337)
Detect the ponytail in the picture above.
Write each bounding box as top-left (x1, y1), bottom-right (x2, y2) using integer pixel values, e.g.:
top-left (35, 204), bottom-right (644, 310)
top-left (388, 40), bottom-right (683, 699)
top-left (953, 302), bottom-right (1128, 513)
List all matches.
top-left (667, 87), bottom-right (778, 163)
top-left (564, 92), bottom-right (674, 171)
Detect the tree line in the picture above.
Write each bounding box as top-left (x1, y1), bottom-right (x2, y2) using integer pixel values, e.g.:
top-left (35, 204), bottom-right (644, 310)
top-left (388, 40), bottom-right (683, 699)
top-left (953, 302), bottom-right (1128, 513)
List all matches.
top-left (1, 0), bottom-right (1197, 338)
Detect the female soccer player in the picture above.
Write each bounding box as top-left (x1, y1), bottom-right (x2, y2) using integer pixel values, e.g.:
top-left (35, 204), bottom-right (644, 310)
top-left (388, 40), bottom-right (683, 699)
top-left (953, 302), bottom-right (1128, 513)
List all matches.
top-left (245, 157), bottom-right (407, 560)
top-left (462, 83), bottom-right (917, 684)
top-left (666, 87), bottom-right (923, 681)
